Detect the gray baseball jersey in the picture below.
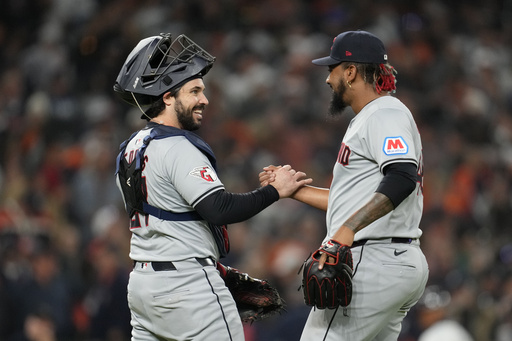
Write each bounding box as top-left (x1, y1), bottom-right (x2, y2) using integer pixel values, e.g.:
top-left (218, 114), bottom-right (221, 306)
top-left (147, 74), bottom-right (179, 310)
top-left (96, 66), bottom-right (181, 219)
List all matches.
top-left (118, 126), bottom-right (224, 262)
top-left (325, 96), bottom-right (424, 242)
top-left (118, 124), bottom-right (245, 341)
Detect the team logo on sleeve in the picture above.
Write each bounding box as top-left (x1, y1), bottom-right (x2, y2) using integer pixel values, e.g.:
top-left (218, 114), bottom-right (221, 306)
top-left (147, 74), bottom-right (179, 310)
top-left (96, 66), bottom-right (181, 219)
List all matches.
top-left (189, 166), bottom-right (217, 182)
top-left (383, 136), bottom-right (408, 155)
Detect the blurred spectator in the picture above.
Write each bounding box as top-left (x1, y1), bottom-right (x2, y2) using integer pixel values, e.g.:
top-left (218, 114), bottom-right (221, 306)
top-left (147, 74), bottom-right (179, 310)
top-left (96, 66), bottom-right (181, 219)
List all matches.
top-left (24, 313), bottom-right (57, 341)
top-left (80, 238), bottom-right (131, 341)
top-left (417, 286), bottom-right (473, 341)
top-left (2, 233), bottom-right (74, 340)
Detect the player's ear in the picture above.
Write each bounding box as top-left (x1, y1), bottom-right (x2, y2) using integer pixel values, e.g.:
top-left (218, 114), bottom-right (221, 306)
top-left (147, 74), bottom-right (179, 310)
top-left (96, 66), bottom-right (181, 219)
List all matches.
top-left (162, 92), bottom-right (174, 106)
top-left (345, 64), bottom-right (357, 83)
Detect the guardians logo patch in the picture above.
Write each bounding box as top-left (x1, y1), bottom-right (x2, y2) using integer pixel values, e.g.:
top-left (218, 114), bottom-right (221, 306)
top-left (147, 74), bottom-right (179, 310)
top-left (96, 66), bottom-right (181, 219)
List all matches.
top-left (190, 166), bottom-right (217, 182)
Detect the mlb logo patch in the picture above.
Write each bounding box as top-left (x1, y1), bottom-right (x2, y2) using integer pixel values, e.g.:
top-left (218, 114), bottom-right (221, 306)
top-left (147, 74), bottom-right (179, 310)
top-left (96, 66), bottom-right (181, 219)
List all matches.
top-left (383, 137), bottom-right (408, 155)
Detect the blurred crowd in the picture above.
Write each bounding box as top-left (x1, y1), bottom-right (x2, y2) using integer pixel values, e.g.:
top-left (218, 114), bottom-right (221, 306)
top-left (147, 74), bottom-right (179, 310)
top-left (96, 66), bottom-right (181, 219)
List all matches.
top-left (1, 0), bottom-right (512, 340)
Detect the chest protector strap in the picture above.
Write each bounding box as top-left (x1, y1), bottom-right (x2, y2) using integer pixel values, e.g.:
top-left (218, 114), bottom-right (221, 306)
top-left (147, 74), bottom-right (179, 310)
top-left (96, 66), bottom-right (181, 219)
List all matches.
top-left (115, 124), bottom-right (229, 257)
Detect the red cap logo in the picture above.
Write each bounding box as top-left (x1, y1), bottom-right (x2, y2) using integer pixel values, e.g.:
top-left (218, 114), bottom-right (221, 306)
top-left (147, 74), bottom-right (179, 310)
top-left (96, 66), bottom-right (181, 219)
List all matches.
top-left (346, 51), bottom-right (352, 56)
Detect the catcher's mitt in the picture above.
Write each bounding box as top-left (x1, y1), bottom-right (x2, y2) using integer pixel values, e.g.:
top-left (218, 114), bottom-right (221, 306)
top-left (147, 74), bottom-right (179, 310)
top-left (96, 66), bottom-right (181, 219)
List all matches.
top-left (217, 263), bottom-right (285, 323)
top-left (302, 239), bottom-right (353, 309)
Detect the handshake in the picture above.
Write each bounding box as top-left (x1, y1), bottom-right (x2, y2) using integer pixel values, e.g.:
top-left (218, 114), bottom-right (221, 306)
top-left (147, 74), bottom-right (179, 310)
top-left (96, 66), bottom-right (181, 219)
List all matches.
top-left (258, 165), bottom-right (312, 198)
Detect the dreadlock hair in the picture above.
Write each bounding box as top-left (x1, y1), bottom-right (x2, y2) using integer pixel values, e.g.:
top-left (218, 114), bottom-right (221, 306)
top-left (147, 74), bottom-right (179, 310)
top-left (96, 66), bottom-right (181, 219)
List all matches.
top-left (142, 85), bottom-right (183, 120)
top-left (353, 63), bottom-right (397, 94)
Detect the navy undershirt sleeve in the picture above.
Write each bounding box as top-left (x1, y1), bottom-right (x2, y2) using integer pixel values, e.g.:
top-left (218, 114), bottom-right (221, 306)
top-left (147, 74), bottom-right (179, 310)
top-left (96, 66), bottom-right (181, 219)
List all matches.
top-left (376, 162), bottom-right (417, 208)
top-left (194, 185), bottom-right (279, 225)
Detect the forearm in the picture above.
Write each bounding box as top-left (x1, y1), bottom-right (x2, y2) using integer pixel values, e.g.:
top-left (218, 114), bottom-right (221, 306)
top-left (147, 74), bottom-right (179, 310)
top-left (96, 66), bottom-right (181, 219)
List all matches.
top-left (332, 192), bottom-right (394, 245)
top-left (195, 186), bottom-right (279, 225)
top-left (290, 185), bottom-right (329, 211)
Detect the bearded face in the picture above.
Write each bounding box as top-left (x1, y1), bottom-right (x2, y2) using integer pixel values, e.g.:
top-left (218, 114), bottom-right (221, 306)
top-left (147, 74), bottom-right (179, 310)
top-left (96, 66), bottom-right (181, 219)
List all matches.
top-left (175, 97), bottom-right (205, 131)
top-left (328, 77), bottom-right (349, 117)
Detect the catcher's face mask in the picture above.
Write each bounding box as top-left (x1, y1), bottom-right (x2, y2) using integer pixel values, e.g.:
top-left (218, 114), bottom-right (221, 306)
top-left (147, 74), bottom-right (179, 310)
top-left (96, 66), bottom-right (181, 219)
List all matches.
top-left (114, 33), bottom-right (216, 108)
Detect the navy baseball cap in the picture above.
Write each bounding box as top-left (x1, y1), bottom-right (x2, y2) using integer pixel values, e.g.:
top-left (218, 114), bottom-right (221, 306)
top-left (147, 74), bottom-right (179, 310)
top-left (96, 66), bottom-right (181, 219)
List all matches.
top-left (312, 30), bottom-right (388, 66)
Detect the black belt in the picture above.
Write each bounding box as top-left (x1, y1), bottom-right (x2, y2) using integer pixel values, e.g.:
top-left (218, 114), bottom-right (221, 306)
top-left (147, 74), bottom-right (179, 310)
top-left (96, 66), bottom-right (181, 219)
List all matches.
top-left (351, 237), bottom-right (416, 248)
top-left (134, 257), bottom-right (216, 271)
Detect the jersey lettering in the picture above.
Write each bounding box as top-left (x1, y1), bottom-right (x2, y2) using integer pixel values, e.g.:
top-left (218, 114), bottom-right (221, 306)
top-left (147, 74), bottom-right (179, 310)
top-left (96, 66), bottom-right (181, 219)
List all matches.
top-left (141, 155), bottom-right (148, 171)
top-left (383, 136), bottom-right (408, 155)
top-left (337, 143), bottom-right (351, 166)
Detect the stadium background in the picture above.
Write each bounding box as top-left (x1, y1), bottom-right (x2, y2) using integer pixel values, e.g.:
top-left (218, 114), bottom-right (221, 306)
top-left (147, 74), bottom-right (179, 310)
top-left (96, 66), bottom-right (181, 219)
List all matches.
top-left (0, 0), bottom-right (511, 340)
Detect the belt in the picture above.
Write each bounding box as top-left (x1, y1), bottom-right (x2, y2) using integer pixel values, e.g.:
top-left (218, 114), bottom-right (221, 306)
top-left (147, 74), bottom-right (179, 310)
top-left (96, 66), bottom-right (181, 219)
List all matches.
top-left (134, 257), bottom-right (216, 271)
top-left (351, 237), bottom-right (416, 248)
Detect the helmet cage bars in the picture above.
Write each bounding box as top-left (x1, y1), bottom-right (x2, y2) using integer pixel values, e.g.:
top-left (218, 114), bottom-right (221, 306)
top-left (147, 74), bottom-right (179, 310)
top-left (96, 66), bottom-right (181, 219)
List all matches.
top-left (114, 33), bottom-right (215, 111)
top-left (139, 33), bottom-right (215, 88)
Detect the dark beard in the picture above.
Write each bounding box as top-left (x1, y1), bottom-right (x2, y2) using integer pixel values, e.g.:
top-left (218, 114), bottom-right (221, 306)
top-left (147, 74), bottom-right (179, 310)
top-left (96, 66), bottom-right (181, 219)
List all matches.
top-left (328, 79), bottom-right (348, 117)
top-left (175, 99), bottom-right (203, 131)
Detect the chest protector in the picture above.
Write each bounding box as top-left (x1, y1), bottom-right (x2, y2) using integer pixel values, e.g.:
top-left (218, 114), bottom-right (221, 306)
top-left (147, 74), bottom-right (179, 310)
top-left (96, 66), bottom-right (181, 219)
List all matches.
top-left (115, 124), bottom-right (229, 257)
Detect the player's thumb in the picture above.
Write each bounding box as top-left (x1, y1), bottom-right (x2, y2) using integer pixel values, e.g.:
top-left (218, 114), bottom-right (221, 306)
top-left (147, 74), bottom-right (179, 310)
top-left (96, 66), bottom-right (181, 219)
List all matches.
top-left (263, 165), bottom-right (281, 171)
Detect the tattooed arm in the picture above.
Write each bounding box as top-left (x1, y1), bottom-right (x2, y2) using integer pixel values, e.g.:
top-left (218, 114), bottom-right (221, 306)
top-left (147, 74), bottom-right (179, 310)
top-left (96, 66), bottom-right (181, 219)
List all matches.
top-left (330, 163), bottom-right (416, 246)
top-left (329, 193), bottom-right (394, 246)
top-left (318, 192), bottom-right (394, 269)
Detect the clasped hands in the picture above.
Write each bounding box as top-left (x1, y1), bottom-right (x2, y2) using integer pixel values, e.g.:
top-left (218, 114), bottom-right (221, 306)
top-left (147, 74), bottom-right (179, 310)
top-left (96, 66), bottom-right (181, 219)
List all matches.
top-left (260, 165), bottom-right (312, 198)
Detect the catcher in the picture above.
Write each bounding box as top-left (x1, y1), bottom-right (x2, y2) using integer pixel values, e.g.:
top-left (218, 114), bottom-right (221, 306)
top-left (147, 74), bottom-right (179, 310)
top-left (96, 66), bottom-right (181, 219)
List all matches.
top-left (113, 33), bottom-right (309, 341)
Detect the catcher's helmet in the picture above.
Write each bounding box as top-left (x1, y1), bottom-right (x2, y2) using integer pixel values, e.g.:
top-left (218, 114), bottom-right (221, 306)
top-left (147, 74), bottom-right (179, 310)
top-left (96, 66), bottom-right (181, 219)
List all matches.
top-left (113, 33), bottom-right (215, 108)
